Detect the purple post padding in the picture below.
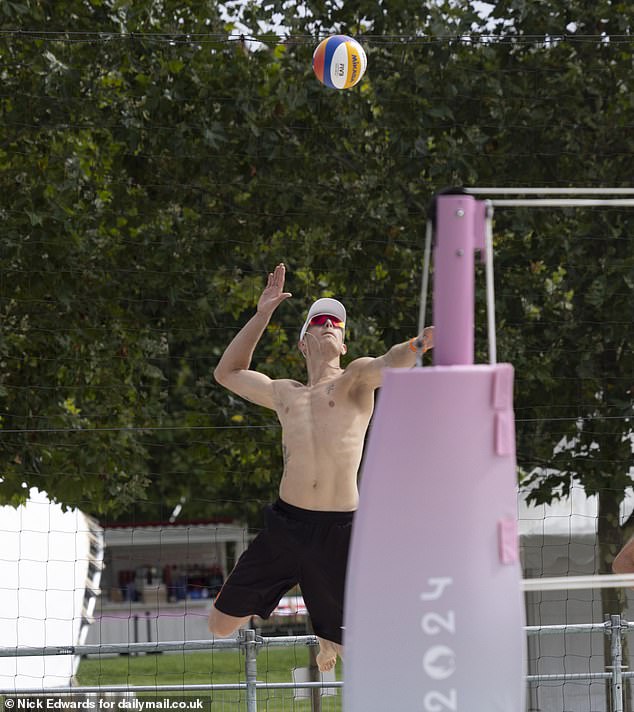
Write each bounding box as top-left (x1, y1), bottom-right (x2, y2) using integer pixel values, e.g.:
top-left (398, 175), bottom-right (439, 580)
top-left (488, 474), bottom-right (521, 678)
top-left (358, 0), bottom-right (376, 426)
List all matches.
top-left (344, 366), bottom-right (525, 712)
top-left (433, 195), bottom-right (488, 366)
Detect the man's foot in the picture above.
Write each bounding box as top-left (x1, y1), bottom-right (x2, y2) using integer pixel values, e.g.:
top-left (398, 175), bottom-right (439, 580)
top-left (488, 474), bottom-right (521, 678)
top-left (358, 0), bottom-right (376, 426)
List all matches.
top-left (316, 638), bottom-right (341, 672)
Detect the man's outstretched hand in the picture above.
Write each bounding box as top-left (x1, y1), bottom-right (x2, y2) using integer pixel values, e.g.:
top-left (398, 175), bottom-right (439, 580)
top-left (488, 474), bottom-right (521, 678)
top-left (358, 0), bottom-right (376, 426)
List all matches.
top-left (419, 326), bottom-right (434, 352)
top-left (257, 263), bottom-right (292, 316)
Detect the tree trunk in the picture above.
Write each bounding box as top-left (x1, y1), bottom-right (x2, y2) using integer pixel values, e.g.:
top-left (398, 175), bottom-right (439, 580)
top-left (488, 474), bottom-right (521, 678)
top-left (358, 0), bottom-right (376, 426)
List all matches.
top-left (598, 489), bottom-right (628, 711)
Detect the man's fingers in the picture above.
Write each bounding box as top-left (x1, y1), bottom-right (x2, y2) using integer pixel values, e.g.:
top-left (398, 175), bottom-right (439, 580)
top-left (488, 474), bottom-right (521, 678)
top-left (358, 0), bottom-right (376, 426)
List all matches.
top-left (270, 263), bottom-right (285, 289)
top-left (264, 264), bottom-right (287, 295)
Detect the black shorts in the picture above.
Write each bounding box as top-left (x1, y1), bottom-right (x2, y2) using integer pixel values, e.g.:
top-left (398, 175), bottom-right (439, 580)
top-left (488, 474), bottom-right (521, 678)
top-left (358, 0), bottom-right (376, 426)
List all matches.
top-left (213, 499), bottom-right (354, 645)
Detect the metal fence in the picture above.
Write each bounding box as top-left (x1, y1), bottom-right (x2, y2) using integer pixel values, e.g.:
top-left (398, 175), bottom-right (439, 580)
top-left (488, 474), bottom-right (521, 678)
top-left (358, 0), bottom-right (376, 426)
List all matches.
top-left (526, 614), bottom-right (632, 712)
top-left (0, 631), bottom-right (340, 712)
top-left (3, 618), bottom-right (634, 711)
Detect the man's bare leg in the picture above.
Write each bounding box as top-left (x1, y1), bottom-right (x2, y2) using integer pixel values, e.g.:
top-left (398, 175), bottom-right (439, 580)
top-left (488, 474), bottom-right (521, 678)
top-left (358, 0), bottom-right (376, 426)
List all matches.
top-left (208, 603), bottom-right (252, 638)
top-left (316, 637), bottom-right (343, 673)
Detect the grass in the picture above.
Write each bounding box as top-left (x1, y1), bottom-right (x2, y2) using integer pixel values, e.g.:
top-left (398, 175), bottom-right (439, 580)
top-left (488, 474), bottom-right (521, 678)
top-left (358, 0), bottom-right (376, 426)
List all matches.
top-left (77, 648), bottom-right (343, 711)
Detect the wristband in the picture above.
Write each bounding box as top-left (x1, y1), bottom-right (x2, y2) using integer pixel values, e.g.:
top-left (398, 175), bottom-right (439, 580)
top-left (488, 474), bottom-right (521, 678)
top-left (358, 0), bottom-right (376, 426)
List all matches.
top-left (409, 337), bottom-right (430, 353)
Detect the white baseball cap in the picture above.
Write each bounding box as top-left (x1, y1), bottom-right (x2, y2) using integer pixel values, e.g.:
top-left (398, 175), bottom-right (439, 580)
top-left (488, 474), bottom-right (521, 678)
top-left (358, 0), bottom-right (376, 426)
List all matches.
top-left (300, 298), bottom-right (347, 341)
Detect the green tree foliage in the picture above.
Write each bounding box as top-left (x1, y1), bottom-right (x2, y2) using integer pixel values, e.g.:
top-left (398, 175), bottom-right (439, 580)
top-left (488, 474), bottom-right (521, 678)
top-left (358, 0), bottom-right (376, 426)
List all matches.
top-left (0, 0), bottom-right (632, 557)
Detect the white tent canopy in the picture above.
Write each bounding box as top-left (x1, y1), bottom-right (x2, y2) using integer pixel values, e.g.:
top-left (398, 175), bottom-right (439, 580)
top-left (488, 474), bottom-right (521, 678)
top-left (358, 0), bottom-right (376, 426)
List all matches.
top-left (0, 488), bottom-right (104, 691)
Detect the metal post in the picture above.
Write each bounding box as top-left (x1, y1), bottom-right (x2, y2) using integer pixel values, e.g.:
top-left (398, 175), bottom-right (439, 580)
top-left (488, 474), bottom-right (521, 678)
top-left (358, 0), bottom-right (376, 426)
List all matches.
top-left (416, 219), bottom-right (433, 367)
top-left (308, 645), bottom-right (322, 712)
top-left (304, 619), bottom-right (322, 712)
top-left (609, 614), bottom-right (624, 712)
top-left (241, 628), bottom-right (258, 712)
top-left (132, 614), bottom-right (139, 655)
top-left (484, 200), bottom-right (497, 364)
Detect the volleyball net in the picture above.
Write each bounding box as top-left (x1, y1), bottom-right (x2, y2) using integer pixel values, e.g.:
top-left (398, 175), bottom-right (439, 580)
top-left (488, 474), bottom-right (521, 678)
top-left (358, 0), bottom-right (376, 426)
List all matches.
top-left (1, 20), bottom-right (633, 712)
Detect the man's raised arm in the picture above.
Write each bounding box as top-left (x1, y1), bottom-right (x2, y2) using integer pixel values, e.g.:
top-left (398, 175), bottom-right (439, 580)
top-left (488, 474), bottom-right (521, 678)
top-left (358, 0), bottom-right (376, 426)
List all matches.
top-left (214, 263), bottom-right (292, 409)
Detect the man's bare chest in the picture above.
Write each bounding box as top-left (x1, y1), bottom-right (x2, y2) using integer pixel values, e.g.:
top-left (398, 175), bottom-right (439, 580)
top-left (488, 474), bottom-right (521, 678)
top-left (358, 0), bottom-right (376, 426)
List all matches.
top-left (275, 378), bottom-right (372, 430)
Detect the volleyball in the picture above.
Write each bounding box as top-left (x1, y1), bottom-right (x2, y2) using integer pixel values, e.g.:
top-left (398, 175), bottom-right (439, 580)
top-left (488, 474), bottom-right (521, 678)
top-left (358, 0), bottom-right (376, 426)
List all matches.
top-left (312, 35), bottom-right (367, 90)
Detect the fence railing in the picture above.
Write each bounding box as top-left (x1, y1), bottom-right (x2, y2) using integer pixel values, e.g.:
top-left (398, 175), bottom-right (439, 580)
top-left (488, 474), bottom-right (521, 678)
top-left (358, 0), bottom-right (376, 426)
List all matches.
top-left (2, 617), bottom-right (634, 711)
top-left (526, 615), bottom-right (628, 712)
top-left (0, 630), bottom-right (340, 711)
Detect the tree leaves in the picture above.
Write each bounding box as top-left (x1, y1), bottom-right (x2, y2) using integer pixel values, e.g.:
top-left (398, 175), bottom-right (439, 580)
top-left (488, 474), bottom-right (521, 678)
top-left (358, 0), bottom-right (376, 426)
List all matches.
top-left (0, 1), bottom-right (632, 530)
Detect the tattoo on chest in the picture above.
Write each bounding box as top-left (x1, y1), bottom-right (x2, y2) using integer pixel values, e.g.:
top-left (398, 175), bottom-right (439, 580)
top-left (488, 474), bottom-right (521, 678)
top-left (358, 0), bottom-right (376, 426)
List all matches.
top-left (326, 383), bottom-right (335, 395)
top-left (282, 444), bottom-right (290, 467)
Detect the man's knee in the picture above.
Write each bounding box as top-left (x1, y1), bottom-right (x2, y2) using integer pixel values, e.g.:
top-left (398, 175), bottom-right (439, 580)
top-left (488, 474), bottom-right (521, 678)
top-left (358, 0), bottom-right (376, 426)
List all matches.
top-left (208, 605), bottom-right (242, 637)
top-left (208, 607), bottom-right (233, 637)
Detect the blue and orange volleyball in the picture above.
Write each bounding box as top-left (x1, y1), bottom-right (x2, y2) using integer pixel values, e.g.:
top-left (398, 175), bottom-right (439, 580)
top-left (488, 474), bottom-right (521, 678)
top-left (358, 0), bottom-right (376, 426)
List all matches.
top-left (312, 35), bottom-right (367, 90)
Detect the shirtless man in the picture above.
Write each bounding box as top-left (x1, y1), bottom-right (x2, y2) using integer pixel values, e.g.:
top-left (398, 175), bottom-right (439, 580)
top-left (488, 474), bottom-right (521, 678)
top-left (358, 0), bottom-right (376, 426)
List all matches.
top-left (208, 263), bottom-right (433, 671)
top-left (613, 535), bottom-right (634, 577)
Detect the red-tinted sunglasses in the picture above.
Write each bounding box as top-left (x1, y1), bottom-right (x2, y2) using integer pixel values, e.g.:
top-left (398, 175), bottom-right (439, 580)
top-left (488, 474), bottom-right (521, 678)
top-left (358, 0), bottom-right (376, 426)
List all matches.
top-left (309, 314), bottom-right (345, 329)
